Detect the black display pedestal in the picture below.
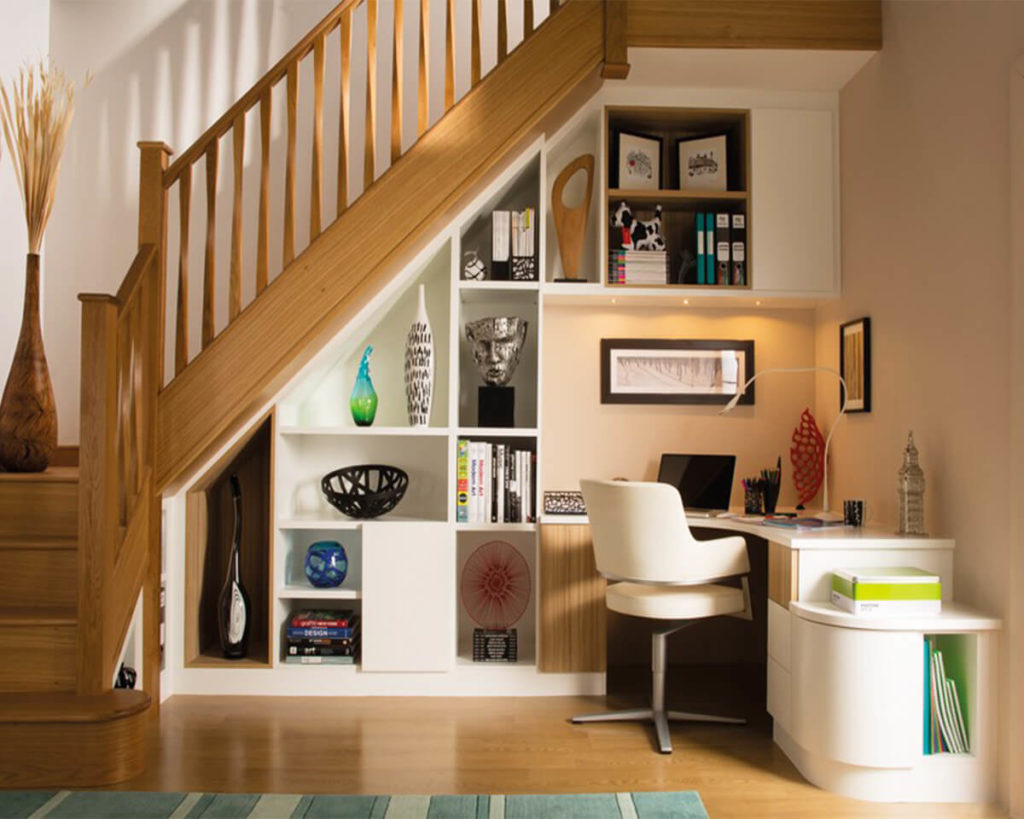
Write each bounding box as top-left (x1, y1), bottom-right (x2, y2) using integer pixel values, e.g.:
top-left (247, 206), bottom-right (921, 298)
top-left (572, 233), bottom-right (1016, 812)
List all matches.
top-left (479, 386), bottom-right (515, 427)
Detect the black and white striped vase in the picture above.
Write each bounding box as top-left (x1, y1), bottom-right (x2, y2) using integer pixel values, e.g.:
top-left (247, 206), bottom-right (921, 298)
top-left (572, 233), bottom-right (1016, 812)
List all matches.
top-left (404, 283), bottom-right (434, 426)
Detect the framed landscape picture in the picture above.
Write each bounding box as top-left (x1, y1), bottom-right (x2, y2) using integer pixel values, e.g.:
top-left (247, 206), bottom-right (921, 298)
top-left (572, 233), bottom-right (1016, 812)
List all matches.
top-left (600, 339), bottom-right (754, 405)
top-left (677, 134), bottom-right (727, 191)
top-left (840, 317), bottom-right (871, 412)
top-left (615, 130), bottom-right (662, 190)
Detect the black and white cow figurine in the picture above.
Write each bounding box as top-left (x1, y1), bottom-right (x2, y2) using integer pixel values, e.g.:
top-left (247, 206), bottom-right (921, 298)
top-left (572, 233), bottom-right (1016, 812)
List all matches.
top-left (610, 201), bottom-right (665, 251)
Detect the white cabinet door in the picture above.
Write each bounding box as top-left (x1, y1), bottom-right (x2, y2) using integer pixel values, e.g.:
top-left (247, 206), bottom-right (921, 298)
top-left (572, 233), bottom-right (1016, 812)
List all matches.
top-left (361, 522), bottom-right (454, 672)
top-left (751, 108), bottom-right (838, 295)
top-left (791, 615), bottom-right (922, 768)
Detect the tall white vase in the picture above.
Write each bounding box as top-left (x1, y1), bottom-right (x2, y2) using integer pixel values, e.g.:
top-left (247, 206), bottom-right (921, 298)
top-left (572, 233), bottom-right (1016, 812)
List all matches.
top-left (404, 284), bottom-right (434, 426)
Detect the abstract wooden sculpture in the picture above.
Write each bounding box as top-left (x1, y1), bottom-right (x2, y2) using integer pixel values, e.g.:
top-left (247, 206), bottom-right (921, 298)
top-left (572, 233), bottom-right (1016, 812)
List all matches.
top-left (550, 153), bottom-right (594, 280)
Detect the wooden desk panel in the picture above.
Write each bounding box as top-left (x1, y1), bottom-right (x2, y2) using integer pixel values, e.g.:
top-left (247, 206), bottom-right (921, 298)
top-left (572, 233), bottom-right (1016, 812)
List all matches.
top-left (539, 524), bottom-right (606, 672)
top-left (768, 541), bottom-right (798, 607)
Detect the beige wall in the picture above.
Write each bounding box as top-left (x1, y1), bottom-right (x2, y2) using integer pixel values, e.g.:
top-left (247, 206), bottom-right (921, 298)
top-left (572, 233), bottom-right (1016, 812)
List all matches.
top-left (543, 306), bottom-right (818, 510)
top-left (0, 1), bottom-right (50, 389)
top-left (820, 1), bottom-right (1024, 809)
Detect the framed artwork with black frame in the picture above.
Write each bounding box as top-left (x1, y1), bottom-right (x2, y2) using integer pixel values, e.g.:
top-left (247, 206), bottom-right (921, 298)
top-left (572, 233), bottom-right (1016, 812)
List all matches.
top-left (612, 130), bottom-right (662, 190)
top-left (676, 133), bottom-right (728, 191)
top-left (600, 339), bottom-right (754, 405)
top-left (840, 317), bottom-right (871, 413)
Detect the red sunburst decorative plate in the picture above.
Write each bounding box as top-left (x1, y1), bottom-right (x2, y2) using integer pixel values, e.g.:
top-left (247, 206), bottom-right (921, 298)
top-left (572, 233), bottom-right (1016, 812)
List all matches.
top-left (460, 540), bottom-right (531, 629)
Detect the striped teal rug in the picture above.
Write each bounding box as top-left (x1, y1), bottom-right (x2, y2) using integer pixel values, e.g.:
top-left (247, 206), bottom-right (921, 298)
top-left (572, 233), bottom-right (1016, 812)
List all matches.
top-left (0, 791), bottom-right (707, 818)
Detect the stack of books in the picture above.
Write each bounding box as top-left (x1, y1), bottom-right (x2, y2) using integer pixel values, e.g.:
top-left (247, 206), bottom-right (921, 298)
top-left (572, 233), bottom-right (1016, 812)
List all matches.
top-left (456, 439), bottom-right (535, 524)
top-left (607, 250), bottom-right (668, 284)
top-left (925, 638), bottom-right (970, 754)
top-left (284, 609), bottom-right (360, 665)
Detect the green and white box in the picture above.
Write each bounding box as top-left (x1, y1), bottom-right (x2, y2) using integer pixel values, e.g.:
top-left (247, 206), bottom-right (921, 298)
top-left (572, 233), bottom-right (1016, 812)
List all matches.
top-left (831, 567), bottom-right (941, 615)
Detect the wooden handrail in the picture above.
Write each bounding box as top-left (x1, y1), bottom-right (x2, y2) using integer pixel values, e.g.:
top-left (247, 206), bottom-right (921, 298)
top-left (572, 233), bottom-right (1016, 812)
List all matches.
top-left (163, 0), bottom-right (362, 186)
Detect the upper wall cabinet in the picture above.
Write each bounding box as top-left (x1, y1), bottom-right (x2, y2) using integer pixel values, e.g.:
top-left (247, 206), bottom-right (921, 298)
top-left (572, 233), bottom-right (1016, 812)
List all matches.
top-left (750, 108), bottom-right (838, 296)
top-left (544, 100), bottom-right (840, 305)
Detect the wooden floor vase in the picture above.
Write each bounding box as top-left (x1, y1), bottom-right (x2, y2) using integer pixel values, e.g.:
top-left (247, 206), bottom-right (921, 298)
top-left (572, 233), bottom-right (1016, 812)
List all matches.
top-left (0, 254), bottom-right (57, 472)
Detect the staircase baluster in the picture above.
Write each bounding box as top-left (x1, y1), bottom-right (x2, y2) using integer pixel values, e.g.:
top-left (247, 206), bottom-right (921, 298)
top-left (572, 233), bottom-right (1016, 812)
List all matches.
top-left (311, 34), bottom-right (326, 241)
top-left (391, 0), bottom-right (404, 164)
top-left (365, 0), bottom-right (378, 188)
top-left (284, 62), bottom-right (299, 266)
top-left (497, 0), bottom-right (508, 62)
top-left (338, 7), bottom-right (353, 215)
top-left (203, 141), bottom-right (218, 348)
top-left (257, 90), bottom-right (271, 294)
top-left (471, 0), bottom-right (481, 86)
top-left (525, 0), bottom-right (534, 37)
top-left (417, 0), bottom-right (429, 136)
top-left (176, 166), bottom-right (191, 375)
top-left (230, 114), bottom-right (245, 322)
top-left (444, 0), bottom-right (455, 111)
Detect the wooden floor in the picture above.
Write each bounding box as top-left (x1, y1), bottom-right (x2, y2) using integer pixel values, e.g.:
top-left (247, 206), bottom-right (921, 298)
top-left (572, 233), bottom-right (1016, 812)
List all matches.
top-left (116, 695), bottom-right (1008, 818)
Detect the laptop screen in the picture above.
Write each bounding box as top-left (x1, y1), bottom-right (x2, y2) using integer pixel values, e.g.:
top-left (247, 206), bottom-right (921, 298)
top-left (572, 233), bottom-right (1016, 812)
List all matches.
top-left (656, 454), bottom-right (736, 512)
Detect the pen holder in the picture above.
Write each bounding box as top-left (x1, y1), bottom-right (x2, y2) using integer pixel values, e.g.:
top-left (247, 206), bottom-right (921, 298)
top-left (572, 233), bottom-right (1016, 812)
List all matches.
top-left (762, 482), bottom-right (780, 516)
top-left (744, 485), bottom-right (763, 515)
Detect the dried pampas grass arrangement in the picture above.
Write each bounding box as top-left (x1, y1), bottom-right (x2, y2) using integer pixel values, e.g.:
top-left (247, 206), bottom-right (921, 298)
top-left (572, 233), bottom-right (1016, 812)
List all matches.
top-left (0, 60), bottom-right (81, 254)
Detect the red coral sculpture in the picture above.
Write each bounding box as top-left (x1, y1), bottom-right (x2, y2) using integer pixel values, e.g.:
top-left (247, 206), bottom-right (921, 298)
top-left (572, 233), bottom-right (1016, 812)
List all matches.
top-left (790, 408), bottom-right (825, 507)
top-left (460, 540), bottom-right (530, 629)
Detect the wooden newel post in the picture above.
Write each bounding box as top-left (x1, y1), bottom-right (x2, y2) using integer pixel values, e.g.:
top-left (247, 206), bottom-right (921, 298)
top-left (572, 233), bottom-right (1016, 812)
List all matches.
top-left (602, 0), bottom-right (630, 80)
top-left (137, 141), bottom-right (171, 707)
top-left (77, 295), bottom-right (120, 695)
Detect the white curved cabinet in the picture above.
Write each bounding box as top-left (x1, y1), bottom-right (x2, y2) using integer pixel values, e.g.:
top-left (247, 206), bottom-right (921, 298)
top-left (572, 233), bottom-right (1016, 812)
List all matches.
top-left (791, 616), bottom-right (921, 768)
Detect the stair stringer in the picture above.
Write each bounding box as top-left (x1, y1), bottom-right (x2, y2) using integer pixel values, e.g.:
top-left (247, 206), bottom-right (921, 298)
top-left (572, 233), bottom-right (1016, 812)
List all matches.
top-left (155, 0), bottom-right (605, 495)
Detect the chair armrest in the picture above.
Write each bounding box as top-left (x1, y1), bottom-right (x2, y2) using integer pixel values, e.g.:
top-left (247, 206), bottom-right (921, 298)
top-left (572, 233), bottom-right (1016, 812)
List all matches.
top-left (691, 534), bottom-right (750, 581)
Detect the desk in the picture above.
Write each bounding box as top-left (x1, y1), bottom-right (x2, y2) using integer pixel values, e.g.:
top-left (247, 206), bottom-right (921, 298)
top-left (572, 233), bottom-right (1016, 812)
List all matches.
top-left (539, 515), bottom-right (999, 803)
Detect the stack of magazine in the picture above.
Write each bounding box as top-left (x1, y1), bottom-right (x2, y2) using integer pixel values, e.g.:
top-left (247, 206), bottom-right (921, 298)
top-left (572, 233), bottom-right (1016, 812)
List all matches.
top-left (925, 638), bottom-right (969, 754)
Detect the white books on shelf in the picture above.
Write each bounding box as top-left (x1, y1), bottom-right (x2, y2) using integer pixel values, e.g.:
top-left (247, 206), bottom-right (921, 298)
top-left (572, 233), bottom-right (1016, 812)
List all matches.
top-left (492, 211), bottom-right (510, 262)
top-left (928, 643), bottom-right (970, 754)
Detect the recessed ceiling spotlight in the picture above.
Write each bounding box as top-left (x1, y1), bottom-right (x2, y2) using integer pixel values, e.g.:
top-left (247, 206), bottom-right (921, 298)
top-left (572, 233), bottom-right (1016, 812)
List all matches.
top-left (611, 298), bottom-right (617, 304)
top-left (683, 299), bottom-right (689, 306)
top-left (756, 300), bottom-right (762, 306)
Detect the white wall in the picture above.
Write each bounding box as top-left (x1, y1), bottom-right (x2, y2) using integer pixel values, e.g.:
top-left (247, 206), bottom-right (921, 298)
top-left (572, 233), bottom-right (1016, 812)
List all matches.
top-left (25, 0), bottom-right (540, 445)
top-left (0, 1), bottom-right (50, 390)
top-left (819, 1), bottom-right (1024, 808)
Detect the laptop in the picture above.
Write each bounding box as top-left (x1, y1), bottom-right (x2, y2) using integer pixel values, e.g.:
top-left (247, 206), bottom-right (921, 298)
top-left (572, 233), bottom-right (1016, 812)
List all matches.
top-left (656, 454), bottom-right (736, 517)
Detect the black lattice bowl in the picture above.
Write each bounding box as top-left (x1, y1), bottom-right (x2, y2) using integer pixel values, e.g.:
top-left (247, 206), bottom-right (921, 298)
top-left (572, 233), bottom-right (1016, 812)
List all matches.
top-left (321, 465), bottom-right (409, 519)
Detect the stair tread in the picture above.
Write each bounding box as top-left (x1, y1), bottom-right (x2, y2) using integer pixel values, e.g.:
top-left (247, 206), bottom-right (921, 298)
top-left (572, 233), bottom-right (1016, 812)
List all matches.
top-left (0, 606), bottom-right (77, 626)
top-left (0, 467), bottom-right (78, 483)
top-left (0, 690), bottom-right (150, 723)
top-left (0, 535), bottom-right (77, 550)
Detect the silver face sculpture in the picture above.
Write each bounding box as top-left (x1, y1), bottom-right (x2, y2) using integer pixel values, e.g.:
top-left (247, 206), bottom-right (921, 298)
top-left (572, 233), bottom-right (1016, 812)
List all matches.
top-left (465, 317), bottom-right (528, 386)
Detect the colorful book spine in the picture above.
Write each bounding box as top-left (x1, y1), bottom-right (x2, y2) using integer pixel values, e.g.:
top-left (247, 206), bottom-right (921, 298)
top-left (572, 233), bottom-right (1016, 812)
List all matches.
top-left (715, 213), bottom-right (731, 285)
top-left (705, 212), bottom-right (715, 283)
top-left (286, 626), bottom-right (357, 639)
top-left (290, 610), bottom-right (355, 628)
top-left (284, 655), bottom-right (356, 665)
top-left (696, 212), bottom-right (706, 284)
top-left (456, 439), bottom-right (469, 522)
top-left (731, 213), bottom-right (746, 286)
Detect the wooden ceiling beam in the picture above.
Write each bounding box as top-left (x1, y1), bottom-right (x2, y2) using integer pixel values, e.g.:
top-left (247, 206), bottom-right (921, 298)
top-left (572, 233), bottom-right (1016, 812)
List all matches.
top-left (625, 1), bottom-right (881, 51)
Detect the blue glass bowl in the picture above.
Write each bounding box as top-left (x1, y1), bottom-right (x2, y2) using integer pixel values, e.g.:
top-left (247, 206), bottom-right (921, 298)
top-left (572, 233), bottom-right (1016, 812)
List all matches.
top-left (304, 541), bottom-right (348, 588)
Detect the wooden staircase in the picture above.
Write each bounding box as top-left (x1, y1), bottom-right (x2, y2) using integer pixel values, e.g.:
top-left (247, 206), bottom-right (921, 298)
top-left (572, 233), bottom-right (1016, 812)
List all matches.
top-left (0, 0), bottom-right (880, 788)
top-left (0, 469), bottom-right (149, 787)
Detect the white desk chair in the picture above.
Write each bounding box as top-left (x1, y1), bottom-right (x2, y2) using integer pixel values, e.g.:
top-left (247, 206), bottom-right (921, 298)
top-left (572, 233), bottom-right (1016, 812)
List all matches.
top-left (574, 479), bottom-right (753, 753)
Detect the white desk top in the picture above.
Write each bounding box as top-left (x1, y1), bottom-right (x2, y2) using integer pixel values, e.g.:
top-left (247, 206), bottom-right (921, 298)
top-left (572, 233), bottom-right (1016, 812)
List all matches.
top-left (539, 514), bottom-right (955, 551)
top-left (791, 600), bottom-right (1002, 632)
